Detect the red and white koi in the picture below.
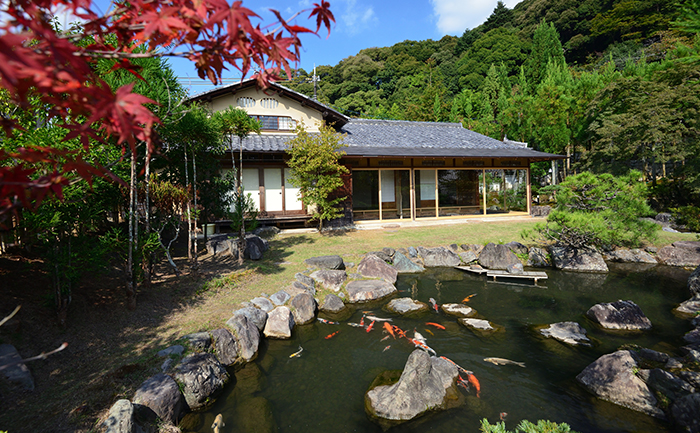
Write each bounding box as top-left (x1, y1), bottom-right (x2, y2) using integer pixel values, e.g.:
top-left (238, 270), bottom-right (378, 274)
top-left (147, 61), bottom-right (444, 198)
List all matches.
top-left (409, 338), bottom-right (436, 355)
top-left (383, 345), bottom-right (391, 352)
top-left (366, 320), bottom-right (376, 333)
top-left (347, 322), bottom-right (364, 328)
top-left (317, 318), bottom-right (339, 325)
top-left (380, 335), bottom-right (391, 342)
top-left (360, 315), bottom-right (365, 327)
top-left (429, 297), bottom-right (439, 312)
top-left (325, 330), bottom-right (340, 339)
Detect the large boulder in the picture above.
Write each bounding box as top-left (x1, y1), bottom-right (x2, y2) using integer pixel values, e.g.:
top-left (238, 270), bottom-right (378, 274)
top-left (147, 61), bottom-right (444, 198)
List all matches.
top-left (603, 248), bottom-right (657, 264)
top-left (173, 353), bottom-right (229, 411)
top-left (358, 254), bottom-right (398, 283)
top-left (671, 393), bottom-right (700, 433)
top-left (365, 350), bottom-right (460, 428)
top-left (440, 303), bottom-right (477, 318)
top-left (576, 350), bottom-right (664, 419)
top-left (458, 250), bottom-right (478, 264)
top-left (231, 306), bottom-right (267, 332)
top-left (676, 296), bottom-right (700, 317)
top-left (478, 243), bottom-right (521, 270)
top-left (645, 369), bottom-right (695, 403)
top-left (345, 280), bottom-right (397, 303)
top-left (367, 251), bottom-right (393, 263)
top-left (251, 297), bottom-right (274, 312)
top-left (657, 241), bottom-right (700, 268)
top-left (263, 306), bottom-right (295, 339)
top-left (384, 298), bottom-right (429, 316)
top-left (304, 255), bottom-right (345, 270)
top-left (539, 322), bottom-right (591, 346)
top-left (0, 343), bottom-right (34, 391)
top-left (417, 246), bottom-right (461, 267)
top-left (459, 318), bottom-right (505, 336)
top-left (310, 270), bottom-right (347, 292)
top-left (319, 293), bottom-right (346, 313)
top-left (182, 332), bottom-right (211, 352)
top-left (392, 252), bottom-right (425, 273)
top-left (295, 273), bottom-right (315, 291)
top-left (103, 399), bottom-right (151, 433)
top-left (132, 373), bottom-right (186, 426)
top-left (269, 290), bottom-right (290, 306)
top-left (586, 300), bottom-right (652, 331)
top-left (527, 247), bottom-right (552, 267)
top-left (505, 241), bottom-right (529, 255)
top-left (689, 265), bottom-right (700, 297)
top-left (289, 293), bottom-right (317, 325)
top-left (210, 328), bottom-right (238, 366)
top-left (225, 314), bottom-right (260, 363)
top-left (550, 246), bottom-right (608, 272)
top-left (209, 234), bottom-right (268, 260)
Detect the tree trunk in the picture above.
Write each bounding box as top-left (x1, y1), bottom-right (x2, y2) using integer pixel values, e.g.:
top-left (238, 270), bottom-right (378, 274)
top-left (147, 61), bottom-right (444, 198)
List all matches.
top-left (183, 144), bottom-right (192, 262)
top-left (191, 148), bottom-right (199, 274)
top-left (238, 138), bottom-right (245, 266)
top-left (143, 149), bottom-right (152, 286)
top-left (126, 151), bottom-right (137, 310)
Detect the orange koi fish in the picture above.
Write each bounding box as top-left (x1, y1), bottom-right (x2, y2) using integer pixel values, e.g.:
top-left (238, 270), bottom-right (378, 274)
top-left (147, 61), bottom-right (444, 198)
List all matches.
top-left (360, 315), bottom-right (365, 327)
top-left (461, 293), bottom-right (477, 303)
top-left (366, 320), bottom-right (376, 333)
top-left (426, 322), bottom-right (445, 330)
top-left (393, 325), bottom-right (407, 339)
top-left (325, 330), bottom-right (340, 340)
top-left (439, 356), bottom-right (473, 375)
top-left (466, 372), bottom-right (481, 398)
top-left (383, 322), bottom-right (395, 339)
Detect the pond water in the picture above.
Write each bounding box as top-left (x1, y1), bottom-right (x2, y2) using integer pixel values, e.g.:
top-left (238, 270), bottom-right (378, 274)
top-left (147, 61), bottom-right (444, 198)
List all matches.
top-left (186, 264), bottom-right (693, 433)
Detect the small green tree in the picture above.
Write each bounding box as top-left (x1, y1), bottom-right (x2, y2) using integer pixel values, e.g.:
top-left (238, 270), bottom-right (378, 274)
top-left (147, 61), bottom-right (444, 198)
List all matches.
top-left (286, 123), bottom-right (349, 231)
top-left (524, 171), bottom-right (658, 249)
top-left (215, 106), bottom-right (261, 265)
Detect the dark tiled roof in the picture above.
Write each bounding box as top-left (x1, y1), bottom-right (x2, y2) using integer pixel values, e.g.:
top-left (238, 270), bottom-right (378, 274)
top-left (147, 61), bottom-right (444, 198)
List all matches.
top-left (230, 118), bottom-right (563, 160)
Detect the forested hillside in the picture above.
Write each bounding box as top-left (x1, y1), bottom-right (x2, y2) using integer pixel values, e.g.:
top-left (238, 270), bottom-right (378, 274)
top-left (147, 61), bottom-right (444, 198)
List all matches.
top-left (285, 0), bottom-right (700, 204)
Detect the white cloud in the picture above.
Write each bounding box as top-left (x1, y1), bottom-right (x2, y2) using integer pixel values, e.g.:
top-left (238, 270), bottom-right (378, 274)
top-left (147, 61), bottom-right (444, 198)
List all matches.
top-left (430, 0), bottom-right (521, 35)
top-left (338, 0), bottom-right (376, 36)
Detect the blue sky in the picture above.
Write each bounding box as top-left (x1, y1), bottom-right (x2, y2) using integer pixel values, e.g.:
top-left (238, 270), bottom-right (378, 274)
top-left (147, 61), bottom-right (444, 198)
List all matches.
top-left (55, 0), bottom-right (521, 94)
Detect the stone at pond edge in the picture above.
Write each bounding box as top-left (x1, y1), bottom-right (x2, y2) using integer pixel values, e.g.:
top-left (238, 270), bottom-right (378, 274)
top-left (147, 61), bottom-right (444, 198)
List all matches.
top-left (527, 247), bottom-right (551, 267)
top-left (478, 243), bottom-right (520, 270)
top-left (418, 246), bottom-right (461, 267)
top-left (507, 263), bottom-right (524, 274)
top-left (646, 369), bottom-right (695, 403)
top-left (103, 399), bottom-right (153, 433)
top-left (225, 314), bottom-right (260, 363)
top-left (210, 328), bottom-right (238, 366)
top-left (345, 280), bottom-right (398, 303)
top-left (173, 353), bottom-right (229, 411)
top-left (269, 290), bottom-right (290, 306)
top-left (263, 306), bottom-right (295, 339)
top-left (459, 318), bottom-right (504, 335)
top-left (304, 255), bottom-right (345, 270)
top-left (538, 322), bottom-right (590, 346)
top-left (251, 297), bottom-right (274, 313)
top-left (232, 306), bottom-right (268, 332)
top-left (365, 350), bottom-right (461, 428)
top-left (656, 241), bottom-right (700, 268)
top-left (132, 373), bottom-right (186, 426)
top-left (319, 293), bottom-right (346, 313)
top-left (689, 264), bottom-right (700, 297)
top-left (0, 343), bottom-right (35, 391)
top-left (310, 270), bottom-right (347, 292)
top-left (392, 252), bottom-right (425, 273)
top-left (358, 254), bottom-right (398, 283)
top-left (367, 251), bottom-right (393, 263)
top-left (157, 345), bottom-right (184, 358)
top-left (458, 250), bottom-right (478, 264)
top-left (586, 300), bottom-right (652, 331)
top-left (289, 292), bottom-right (317, 325)
top-left (295, 273), bottom-right (315, 290)
top-left (384, 298), bottom-right (429, 316)
top-left (182, 332), bottom-right (211, 352)
top-left (603, 248), bottom-right (658, 264)
top-left (576, 350), bottom-right (664, 419)
top-left (440, 303), bottom-right (477, 318)
top-left (676, 296), bottom-right (700, 317)
top-left (550, 246), bottom-right (608, 272)
top-left (505, 241), bottom-right (528, 255)
top-left (671, 393), bottom-right (700, 433)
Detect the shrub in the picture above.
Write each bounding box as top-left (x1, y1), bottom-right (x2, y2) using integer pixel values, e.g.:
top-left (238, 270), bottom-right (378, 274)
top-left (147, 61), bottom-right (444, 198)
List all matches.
top-left (480, 419), bottom-right (578, 433)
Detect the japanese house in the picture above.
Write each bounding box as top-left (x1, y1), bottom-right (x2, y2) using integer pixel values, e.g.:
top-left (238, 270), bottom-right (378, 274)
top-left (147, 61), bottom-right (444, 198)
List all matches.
top-left (190, 78), bottom-right (563, 227)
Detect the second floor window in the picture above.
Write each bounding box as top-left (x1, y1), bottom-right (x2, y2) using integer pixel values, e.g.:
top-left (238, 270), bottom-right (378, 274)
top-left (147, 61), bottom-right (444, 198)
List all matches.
top-left (249, 115), bottom-right (297, 131)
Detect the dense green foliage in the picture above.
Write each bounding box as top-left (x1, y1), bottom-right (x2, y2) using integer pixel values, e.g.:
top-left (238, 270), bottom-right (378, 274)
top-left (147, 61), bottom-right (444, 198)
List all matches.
top-left (285, 123), bottom-right (349, 231)
top-left (524, 171), bottom-right (658, 248)
top-left (480, 418), bottom-right (578, 433)
top-left (284, 0), bottom-right (700, 208)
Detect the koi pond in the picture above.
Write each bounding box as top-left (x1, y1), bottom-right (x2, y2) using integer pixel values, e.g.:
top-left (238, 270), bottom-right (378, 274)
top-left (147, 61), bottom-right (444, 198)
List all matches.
top-left (185, 263), bottom-right (693, 433)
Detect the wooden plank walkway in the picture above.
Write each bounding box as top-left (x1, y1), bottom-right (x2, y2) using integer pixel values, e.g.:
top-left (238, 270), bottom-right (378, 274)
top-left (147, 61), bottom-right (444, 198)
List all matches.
top-left (486, 270), bottom-right (548, 284)
top-left (454, 265), bottom-right (488, 275)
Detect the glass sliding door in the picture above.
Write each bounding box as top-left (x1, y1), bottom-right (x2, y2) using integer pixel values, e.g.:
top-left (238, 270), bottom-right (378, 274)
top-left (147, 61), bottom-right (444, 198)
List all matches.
top-left (504, 169), bottom-right (528, 212)
top-left (484, 170), bottom-right (505, 214)
top-left (437, 170), bottom-right (483, 216)
top-left (380, 170), bottom-right (411, 220)
top-left (352, 170), bottom-right (379, 220)
top-left (414, 169), bottom-right (437, 218)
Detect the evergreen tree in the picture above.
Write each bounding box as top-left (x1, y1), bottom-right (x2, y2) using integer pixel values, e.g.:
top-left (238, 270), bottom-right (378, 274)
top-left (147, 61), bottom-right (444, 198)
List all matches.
top-left (526, 20), bottom-right (567, 85)
top-left (482, 1), bottom-right (515, 33)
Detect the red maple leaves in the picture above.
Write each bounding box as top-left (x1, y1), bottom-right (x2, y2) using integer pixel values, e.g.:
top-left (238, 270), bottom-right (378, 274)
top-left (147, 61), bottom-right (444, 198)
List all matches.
top-left (0, 0), bottom-right (335, 221)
